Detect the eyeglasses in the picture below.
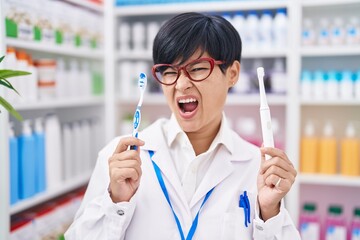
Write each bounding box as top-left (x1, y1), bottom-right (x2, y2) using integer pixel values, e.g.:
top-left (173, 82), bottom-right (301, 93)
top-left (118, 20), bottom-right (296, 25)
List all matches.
top-left (152, 57), bottom-right (224, 85)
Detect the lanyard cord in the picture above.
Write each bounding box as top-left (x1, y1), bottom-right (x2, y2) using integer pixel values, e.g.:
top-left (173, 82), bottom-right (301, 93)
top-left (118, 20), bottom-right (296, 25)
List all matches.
top-left (149, 150), bottom-right (215, 240)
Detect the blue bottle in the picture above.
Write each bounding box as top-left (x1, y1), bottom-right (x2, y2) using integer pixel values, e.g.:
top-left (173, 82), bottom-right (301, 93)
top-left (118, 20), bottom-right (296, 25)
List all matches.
top-left (18, 120), bottom-right (36, 199)
top-left (34, 118), bottom-right (46, 193)
top-left (9, 122), bottom-right (19, 205)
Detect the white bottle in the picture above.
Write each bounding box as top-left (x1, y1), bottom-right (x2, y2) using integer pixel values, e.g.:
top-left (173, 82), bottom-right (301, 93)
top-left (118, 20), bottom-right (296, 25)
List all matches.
top-left (355, 70), bottom-right (360, 100)
top-left (346, 16), bottom-right (360, 45)
top-left (81, 120), bottom-right (92, 170)
top-left (340, 70), bottom-right (354, 100)
top-left (273, 8), bottom-right (288, 48)
top-left (15, 51), bottom-right (29, 103)
top-left (330, 17), bottom-right (345, 45)
top-left (80, 61), bottom-right (92, 98)
top-left (259, 10), bottom-right (273, 49)
top-left (300, 70), bottom-right (313, 100)
top-left (26, 56), bottom-right (38, 102)
top-left (233, 68), bottom-right (251, 94)
top-left (55, 58), bottom-right (67, 99)
top-left (3, 47), bottom-right (18, 104)
top-left (62, 123), bottom-right (73, 180)
top-left (45, 114), bottom-right (63, 190)
top-left (119, 61), bottom-right (132, 99)
top-left (232, 12), bottom-right (246, 41)
top-left (72, 121), bottom-right (82, 177)
top-left (313, 70), bottom-right (326, 100)
top-left (245, 11), bottom-right (259, 50)
top-left (271, 58), bottom-right (287, 94)
top-left (302, 18), bottom-right (316, 46)
top-left (147, 22), bottom-right (160, 52)
top-left (118, 22), bottom-right (130, 52)
top-left (68, 59), bottom-right (79, 98)
top-left (325, 71), bottom-right (339, 100)
top-left (132, 22), bottom-right (145, 52)
top-left (317, 18), bottom-right (330, 45)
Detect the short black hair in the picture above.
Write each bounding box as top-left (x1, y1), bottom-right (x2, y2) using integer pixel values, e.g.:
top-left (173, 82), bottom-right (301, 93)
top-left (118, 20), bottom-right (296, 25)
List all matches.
top-left (152, 12), bottom-right (242, 72)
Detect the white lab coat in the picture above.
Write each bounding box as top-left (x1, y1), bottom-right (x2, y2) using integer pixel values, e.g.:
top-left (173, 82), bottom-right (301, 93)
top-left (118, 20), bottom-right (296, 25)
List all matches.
top-left (65, 118), bottom-right (301, 240)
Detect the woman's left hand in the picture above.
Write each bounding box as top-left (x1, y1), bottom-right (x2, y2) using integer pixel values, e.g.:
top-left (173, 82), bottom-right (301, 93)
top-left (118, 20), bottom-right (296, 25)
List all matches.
top-left (257, 147), bottom-right (297, 221)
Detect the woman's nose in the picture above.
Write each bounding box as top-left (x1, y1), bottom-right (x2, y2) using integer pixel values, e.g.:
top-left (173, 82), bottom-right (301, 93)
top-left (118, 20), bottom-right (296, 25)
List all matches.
top-left (175, 70), bottom-right (192, 92)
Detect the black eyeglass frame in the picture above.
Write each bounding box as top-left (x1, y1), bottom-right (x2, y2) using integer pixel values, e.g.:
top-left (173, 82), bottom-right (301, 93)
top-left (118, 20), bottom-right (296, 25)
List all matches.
top-left (151, 57), bottom-right (224, 86)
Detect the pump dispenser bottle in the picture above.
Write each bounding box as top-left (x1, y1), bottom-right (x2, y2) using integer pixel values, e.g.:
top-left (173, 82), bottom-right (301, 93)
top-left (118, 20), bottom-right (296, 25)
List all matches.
top-left (9, 122), bottom-right (19, 205)
top-left (34, 118), bottom-right (46, 193)
top-left (319, 122), bottom-right (337, 174)
top-left (299, 203), bottom-right (320, 240)
top-left (300, 121), bottom-right (319, 173)
top-left (340, 122), bottom-right (360, 176)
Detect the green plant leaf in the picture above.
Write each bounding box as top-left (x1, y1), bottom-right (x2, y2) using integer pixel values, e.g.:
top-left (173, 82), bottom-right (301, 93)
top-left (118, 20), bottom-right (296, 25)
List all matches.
top-left (0, 96), bottom-right (23, 121)
top-left (0, 69), bottom-right (31, 79)
top-left (0, 56), bottom-right (4, 63)
top-left (0, 78), bottom-right (20, 95)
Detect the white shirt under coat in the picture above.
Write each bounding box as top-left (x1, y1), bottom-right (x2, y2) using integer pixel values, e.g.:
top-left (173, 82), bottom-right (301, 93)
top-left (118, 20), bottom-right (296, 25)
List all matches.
top-left (65, 114), bottom-right (301, 240)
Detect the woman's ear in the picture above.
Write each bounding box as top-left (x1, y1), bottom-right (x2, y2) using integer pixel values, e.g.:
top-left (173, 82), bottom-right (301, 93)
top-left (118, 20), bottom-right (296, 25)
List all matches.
top-left (227, 60), bottom-right (241, 88)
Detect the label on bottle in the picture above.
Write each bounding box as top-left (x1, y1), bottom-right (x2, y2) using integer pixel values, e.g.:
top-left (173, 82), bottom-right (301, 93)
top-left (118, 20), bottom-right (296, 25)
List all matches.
top-left (301, 222), bottom-right (320, 240)
top-left (352, 228), bottom-right (360, 240)
top-left (326, 226), bottom-right (346, 240)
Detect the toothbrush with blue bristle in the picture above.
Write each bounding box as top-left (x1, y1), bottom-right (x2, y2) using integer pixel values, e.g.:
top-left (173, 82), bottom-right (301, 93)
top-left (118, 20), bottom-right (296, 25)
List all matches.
top-left (130, 73), bottom-right (147, 150)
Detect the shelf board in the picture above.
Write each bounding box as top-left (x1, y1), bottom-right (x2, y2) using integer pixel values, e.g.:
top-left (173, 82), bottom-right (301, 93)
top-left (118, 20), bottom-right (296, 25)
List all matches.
top-left (299, 173), bottom-right (360, 187)
top-left (301, 0), bottom-right (360, 7)
top-left (116, 49), bottom-right (288, 61)
top-left (65, 0), bottom-right (103, 13)
top-left (114, 0), bottom-right (289, 16)
top-left (301, 99), bottom-right (360, 106)
top-left (301, 46), bottom-right (360, 57)
top-left (6, 38), bottom-right (104, 59)
top-left (13, 96), bottom-right (104, 110)
top-left (10, 172), bottom-right (92, 215)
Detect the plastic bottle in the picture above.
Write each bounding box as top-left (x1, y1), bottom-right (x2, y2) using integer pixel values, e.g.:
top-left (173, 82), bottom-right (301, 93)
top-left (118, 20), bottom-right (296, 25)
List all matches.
top-left (236, 117), bottom-right (261, 147)
top-left (300, 121), bottom-right (319, 173)
top-left (18, 120), bottom-right (36, 199)
top-left (233, 68), bottom-right (251, 94)
top-left (302, 18), bottom-right (316, 46)
top-left (132, 22), bottom-right (145, 52)
top-left (340, 70), bottom-right (354, 100)
top-left (68, 59), bottom-right (79, 98)
top-left (318, 18), bottom-right (330, 45)
top-left (313, 70), bottom-right (326, 100)
top-left (346, 16), bottom-right (360, 45)
top-left (45, 114), bottom-right (63, 190)
top-left (15, 51), bottom-right (29, 103)
top-left (72, 121), bottom-right (82, 177)
top-left (81, 120), bottom-right (92, 171)
top-left (319, 122), bottom-right (337, 174)
top-left (147, 21), bottom-right (159, 52)
top-left (55, 58), bottom-right (66, 99)
top-left (80, 61), bottom-right (92, 97)
top-left (299, 203), bottom-right (321, 240)
top-left (325, 71), bottom-right (339, 100)
top-left (259, 10), bottom-right (273, 49)
top-left (271, 58), bottom-right (287, 94)
top-left (26, 55), bottom-right (38, 102)
top-left (9, 122), bottom-right (19, 205)
top-left (356, 70), bottom-right (360, 100)
top-left (245, 11), bottom-right (259, 50)
top-left (350, 208), bottom-right (360, 240)
top-left (34, 118), bottom-right (46, 193)
top-left (330, 17), bottom-right (345, 45)
top-left (232, 12), bottom-right (246, 41)
top-left (300, 70), bottom-right (313, 100)
top-left (325, 205), bottom-right (346, 240)
top-left (340, 122), bottom-right (360, 176)
top-left (4, 47), bottom-right (18, 104)
top-left (118, 22), bottom-right (130, 52)
top-left (273, 8), bottom-right (288, 48)
top-left (62, 123), bottom-right (73, 180)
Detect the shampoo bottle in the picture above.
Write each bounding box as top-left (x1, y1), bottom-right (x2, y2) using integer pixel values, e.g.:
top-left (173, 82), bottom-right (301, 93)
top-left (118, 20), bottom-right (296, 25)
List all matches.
top-left (325, 205), bottom-right (346, 240)
top-left (299, 203), bottom-right (320, 240)
top-left (18, 120), bottom-right (36, 199)
top-left (300, 121), bottom-right (319, 173)
top-left (9, 122), bottom-right (19, 205)
top-left (34, 118), bottom-right (46, 193)
top-left (340, 122), bottom-right (360, 176)
top-left (319, 122), bottom-right (337, 174)
top-left (350, 208), bottom-right (360, 240)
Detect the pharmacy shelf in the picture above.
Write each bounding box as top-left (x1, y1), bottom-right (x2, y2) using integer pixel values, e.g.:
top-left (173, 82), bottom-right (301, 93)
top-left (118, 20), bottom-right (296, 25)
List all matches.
top-left (299, 173), bottom-right (360, 187)
top-left (301, 0), bottom-right (360, 7)
top-left (300, 46), bottom-right (360, 57)
top-left (116, 49), bottom-right (288, 61)
top-left (301, 99), bottom-right (360, 106)
top-left (117, 93), bottom-right (287, 106)
top-left (6, 38), bottom-right (104, 59)
top-left (13, 96), bottom-right (104, 110)
top-left (114, 0), bottom-right (289, 16)
top-left (10, 171), bottom-right (92, 215)
top-left (65, 0), bottom-right (103, 12)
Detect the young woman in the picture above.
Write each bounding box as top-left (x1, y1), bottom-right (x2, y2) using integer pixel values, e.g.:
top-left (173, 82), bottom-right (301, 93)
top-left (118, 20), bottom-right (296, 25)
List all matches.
top-left (65, 12), bottom-right (300, 240)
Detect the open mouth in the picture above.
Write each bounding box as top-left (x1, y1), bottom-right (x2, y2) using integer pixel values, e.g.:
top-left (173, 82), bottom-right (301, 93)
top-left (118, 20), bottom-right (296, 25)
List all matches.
top-left (178, 98), bottom-right (198, 113)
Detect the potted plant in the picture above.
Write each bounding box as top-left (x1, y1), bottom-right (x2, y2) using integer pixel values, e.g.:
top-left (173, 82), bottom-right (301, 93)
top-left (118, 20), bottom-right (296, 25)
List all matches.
top-left (0, 55), bottom-right (31, 121)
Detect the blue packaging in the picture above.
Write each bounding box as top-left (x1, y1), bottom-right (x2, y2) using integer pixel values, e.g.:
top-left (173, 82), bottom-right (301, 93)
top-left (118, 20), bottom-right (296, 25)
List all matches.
top-left (34, 118), bottom-right (46, 193)
top-left (9, 123), bottom-right (19, 205)
top-left (18, 120), bottom-right (36, 199)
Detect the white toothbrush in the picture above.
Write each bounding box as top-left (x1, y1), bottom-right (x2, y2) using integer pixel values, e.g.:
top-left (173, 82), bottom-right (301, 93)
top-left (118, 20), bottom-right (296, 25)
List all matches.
top-left (257, 67), bottom-right (274, 160)
top-left (130, 73), bottom-right (147, 150)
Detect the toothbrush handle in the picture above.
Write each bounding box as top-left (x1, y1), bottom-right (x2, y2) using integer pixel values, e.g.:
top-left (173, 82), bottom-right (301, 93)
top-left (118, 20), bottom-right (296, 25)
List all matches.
top-left (260, 108), bottom-right (274, 160)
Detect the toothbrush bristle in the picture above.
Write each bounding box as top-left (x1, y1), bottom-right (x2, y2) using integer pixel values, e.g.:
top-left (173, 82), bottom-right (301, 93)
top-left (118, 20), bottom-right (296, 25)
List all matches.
top-left (138, 72), bottom-right (147, 89)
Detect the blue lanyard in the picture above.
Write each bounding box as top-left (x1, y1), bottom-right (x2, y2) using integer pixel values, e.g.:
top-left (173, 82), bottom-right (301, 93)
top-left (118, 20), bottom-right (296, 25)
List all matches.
top-left (149, 150), bottom-right (215, 240)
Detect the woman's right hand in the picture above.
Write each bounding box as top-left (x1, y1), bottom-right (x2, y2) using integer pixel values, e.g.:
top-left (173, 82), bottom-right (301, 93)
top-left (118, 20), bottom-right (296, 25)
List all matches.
top-left (108, 137), bottom-right (145, 203)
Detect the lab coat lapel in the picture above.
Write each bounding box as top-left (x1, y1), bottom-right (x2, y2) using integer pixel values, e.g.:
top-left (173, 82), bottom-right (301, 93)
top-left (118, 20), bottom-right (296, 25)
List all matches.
top-left (189, 147), bottom-right (233, 208)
